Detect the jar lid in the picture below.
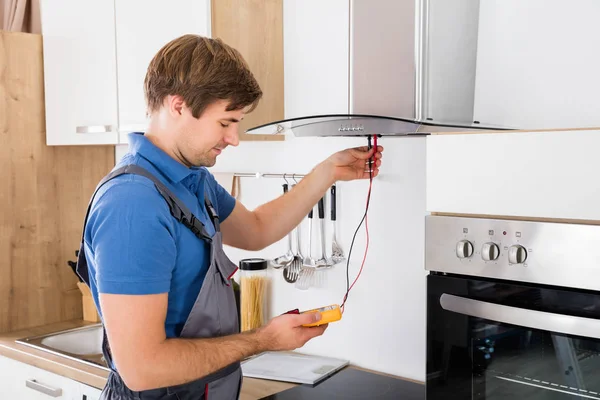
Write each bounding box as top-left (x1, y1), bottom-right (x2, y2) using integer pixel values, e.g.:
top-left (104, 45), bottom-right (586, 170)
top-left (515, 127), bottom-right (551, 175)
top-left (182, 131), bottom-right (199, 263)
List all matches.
top-left (239, 258), bottom-right (268, 271)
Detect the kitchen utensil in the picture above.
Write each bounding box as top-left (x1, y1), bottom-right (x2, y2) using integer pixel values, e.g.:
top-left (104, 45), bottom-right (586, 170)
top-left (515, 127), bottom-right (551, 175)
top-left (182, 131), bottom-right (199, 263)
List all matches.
top-left (282, 265), bottom-right (298, 284)
top-left (297, 198), bottom-right (331, 289)
top-left (311, 268), bottom-right (327, 289)
top-left (77, 282), bottom-right (101, 322)
top-left (297, 206), bottom-right (318, 289)
top-left (67, 250), bottom-right (83, 282)
top-left (329, 184), bottom-right (345, 264)
top-left (295, 266), bottom-right (314, 290)
top-left (271, 184), bottom-right (294, 269)
top-left (316, 196), bottom-right (331, 267)
top-left (284, 207), bottom-right (303, 283)
top-left (294, 209), bottom-right (314, 289)
top-left (303, 206), bottom-right (318, 268)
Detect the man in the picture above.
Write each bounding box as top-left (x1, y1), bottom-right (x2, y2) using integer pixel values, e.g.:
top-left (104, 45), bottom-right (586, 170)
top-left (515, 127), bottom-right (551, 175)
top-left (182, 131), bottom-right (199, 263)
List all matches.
top-left (78, 34), bottom-right (383, 399)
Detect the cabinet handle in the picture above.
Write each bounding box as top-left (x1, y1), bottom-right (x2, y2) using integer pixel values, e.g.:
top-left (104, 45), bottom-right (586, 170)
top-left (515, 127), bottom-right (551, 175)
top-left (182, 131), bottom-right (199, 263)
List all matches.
top-left (25, 379), bottom-right (63, 397)
top-left (76, 125), bottom-right (115, 134)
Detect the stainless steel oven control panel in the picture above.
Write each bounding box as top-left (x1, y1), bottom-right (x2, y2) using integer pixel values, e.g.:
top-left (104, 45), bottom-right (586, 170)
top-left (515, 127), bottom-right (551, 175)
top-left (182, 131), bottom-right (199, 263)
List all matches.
top-left (425, 215), bottom-right (600, 291)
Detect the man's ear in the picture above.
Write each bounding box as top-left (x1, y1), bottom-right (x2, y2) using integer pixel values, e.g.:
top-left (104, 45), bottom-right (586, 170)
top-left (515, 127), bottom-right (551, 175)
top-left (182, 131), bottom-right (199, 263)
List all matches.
top-left (166, 95), bottom-right (185, 117)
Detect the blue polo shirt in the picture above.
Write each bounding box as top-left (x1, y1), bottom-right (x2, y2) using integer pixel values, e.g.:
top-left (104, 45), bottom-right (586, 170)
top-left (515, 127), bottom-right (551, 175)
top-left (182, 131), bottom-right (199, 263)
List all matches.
top-left (83, 132), bottom-right (236, 337)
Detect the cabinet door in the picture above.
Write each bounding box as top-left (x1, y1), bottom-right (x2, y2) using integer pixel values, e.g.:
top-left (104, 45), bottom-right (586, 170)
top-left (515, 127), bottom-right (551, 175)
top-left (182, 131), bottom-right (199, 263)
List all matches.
top-left (115, 0), bottom-right (211, 144)
top-left (40, 0), bottom-right (119, 145)
top-left (81, 383), bottom-right (103, 400)
top-left (0, 355), bottom-right (81, 399)
top-left (283, 0), bottom-right (349, 118)
top-left (426, 130), bottom-right (600, 221)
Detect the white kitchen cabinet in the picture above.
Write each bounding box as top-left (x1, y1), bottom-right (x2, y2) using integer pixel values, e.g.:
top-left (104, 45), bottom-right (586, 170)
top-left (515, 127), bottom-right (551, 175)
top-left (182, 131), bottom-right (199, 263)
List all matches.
top-left (426, 129), bottom-right (600, 221)
top-left (40, 0), bottom-right (119, 146)
top-left (283, 0), bottom-right (415, 120)
top-left (0, 355), bottom-right (81, 399)
top-left (115, 0), bottom-right (211, 144)
top-left (40, 0), bottom-right (211, 146)
top-left (472, 0), bottom-right (600, 130)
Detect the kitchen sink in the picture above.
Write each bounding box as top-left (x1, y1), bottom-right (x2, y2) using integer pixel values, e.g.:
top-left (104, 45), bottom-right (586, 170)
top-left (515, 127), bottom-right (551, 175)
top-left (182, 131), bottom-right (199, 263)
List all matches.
top-left (16, 324), bottom-right (110, 371)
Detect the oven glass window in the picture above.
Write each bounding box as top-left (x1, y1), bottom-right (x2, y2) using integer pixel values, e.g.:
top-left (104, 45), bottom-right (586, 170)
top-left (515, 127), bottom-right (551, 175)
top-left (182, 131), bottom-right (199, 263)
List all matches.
top-left (472, 320), bottom-right (600, 399)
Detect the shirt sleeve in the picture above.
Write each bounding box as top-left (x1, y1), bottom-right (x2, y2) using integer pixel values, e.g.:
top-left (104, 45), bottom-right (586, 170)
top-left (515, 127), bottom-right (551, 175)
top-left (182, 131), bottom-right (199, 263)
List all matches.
top-left (206, 172), bottom-right (236, 222)
top-left (85, 177), bottom-right (177, 295)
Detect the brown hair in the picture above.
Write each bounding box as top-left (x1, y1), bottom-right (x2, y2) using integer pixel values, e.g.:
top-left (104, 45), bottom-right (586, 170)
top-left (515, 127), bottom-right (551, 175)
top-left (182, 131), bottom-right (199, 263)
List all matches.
top-left (144, 34), bottom-right (262, 118)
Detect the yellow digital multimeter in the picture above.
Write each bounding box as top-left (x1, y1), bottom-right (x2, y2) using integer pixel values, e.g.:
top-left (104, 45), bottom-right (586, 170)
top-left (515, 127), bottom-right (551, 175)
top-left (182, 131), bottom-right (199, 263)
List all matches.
top-left (300, 304), bottom-right (342, 327)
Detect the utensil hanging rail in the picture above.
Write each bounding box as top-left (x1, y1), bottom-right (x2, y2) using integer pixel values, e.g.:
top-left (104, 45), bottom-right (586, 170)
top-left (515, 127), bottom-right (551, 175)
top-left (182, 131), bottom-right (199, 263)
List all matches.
top-left (229, 172), bottom-right (306, 179)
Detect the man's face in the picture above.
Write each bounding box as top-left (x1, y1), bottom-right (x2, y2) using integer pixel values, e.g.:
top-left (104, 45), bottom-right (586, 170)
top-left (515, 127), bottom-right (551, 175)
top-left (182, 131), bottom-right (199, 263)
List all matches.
top-left (175, 99), bottom-right (244, 168)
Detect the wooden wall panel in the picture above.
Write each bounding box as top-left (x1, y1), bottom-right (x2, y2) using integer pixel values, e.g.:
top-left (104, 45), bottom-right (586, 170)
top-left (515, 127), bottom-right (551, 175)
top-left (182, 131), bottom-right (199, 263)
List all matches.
top-left (212, 0), bottom-right (285, 141)
top-left (0, 31), bottom-right (114, 333)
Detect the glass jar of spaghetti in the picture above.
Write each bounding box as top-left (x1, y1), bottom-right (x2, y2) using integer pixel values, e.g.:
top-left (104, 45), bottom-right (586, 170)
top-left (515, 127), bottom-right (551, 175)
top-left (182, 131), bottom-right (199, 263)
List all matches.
top-left (239, 258), bottom-right (269, 332)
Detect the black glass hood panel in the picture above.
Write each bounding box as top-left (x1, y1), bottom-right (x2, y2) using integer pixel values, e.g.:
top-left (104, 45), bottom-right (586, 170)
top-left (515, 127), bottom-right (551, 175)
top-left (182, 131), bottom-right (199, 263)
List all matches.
top-left (245, 114), bottom-right (512, 137)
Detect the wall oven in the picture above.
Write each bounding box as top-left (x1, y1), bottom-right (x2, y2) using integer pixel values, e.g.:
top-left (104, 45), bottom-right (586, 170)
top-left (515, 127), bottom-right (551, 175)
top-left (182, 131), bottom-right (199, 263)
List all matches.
top-left (426, 215), bottom-right (600, 400)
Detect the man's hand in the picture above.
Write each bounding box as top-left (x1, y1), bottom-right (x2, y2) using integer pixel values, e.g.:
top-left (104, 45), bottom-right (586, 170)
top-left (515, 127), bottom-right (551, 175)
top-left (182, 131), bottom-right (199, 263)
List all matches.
top-left (321, 145), bottom-right (384, 182)
top-left (257, 313), bottom-right (328, 351)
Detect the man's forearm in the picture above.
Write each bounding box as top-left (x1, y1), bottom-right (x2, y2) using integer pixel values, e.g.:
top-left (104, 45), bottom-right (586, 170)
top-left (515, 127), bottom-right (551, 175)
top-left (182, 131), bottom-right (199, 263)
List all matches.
top-left (126, 330), bottom-right (267, 391)
top-left (252, 161), bottom-right (336, 248)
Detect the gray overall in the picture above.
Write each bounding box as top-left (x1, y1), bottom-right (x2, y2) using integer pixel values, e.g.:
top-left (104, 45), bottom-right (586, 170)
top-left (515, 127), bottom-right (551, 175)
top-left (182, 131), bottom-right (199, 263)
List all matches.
top-left (76, 164), bottom-right (242, 399)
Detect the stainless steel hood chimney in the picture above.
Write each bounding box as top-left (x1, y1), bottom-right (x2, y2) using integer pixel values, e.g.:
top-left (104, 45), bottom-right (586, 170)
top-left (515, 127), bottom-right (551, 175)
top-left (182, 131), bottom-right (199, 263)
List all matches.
top-left (245, 1), bottom-right (511, 138)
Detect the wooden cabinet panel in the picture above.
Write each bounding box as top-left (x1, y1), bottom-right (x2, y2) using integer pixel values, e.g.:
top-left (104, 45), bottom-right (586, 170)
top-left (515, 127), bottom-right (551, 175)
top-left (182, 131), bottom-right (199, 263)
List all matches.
top-left (0, 31), bottom-right (115, 333)
top-left (212, 0), bottom-right (285, 141)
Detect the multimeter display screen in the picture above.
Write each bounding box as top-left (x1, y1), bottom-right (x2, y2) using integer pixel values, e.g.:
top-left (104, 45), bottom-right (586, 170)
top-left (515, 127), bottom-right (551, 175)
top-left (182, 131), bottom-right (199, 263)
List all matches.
top-left (316, 305), bottom-right (337, 312)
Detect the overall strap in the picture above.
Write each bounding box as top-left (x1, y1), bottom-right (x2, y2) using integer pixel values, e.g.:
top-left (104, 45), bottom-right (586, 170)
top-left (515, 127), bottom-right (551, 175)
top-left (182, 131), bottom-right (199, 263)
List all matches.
top-left (204, 196), bottom-right (221, 232)
top-left (85, 164), bottom-right (212, 242)
top-left (76, 164), bottom-right (213, 284)
top-left (118, 165), bottom-right (214, 242)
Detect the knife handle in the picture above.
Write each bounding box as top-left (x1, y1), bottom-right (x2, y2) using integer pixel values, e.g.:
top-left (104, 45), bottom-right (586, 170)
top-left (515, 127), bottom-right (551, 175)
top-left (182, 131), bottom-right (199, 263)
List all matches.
top-left (330, 184), bottom-right (336, 221)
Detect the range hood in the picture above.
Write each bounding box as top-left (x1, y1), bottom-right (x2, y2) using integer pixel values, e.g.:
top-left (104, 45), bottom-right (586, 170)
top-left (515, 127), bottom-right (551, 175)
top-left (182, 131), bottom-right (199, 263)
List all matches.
top-left (244, 2), bottom-right (512, 139)
top-left (245, 114), bottom-right (510, 138)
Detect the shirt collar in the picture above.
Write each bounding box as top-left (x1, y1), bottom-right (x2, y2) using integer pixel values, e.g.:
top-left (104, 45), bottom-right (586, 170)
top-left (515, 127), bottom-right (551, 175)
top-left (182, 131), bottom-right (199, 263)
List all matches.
top-left (128, 132), bottom-right (198, 183)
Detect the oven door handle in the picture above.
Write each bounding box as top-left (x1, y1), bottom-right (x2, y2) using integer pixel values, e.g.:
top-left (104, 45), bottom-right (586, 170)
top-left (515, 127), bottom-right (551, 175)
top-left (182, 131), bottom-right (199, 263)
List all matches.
top-left (440, 293), bottom-right (600, 340)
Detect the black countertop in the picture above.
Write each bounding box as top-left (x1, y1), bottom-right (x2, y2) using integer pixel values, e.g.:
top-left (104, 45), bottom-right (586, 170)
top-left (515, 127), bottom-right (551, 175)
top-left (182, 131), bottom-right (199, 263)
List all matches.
top-left (259, 367), bottom-right (425, 400)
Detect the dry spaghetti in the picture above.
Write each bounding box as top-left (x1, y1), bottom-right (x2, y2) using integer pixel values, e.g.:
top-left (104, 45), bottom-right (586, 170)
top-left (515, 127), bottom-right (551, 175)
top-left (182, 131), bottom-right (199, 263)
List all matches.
top-left (240, 275), bottom-right (268, 331)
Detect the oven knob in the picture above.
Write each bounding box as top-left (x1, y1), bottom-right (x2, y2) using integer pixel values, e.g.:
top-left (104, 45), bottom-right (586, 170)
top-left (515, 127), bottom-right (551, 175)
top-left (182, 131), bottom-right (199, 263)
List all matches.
top-left (456, 240), bottom-right (474, 258)
top-left (508, 245), bottom-right (527, 264)
top-left (481, 242), bottom-right (500, 261)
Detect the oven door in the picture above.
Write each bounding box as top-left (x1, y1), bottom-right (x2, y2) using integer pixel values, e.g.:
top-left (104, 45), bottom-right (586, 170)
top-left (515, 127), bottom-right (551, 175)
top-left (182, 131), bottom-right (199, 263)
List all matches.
top-left (427, 274), bottom-right (600, 400)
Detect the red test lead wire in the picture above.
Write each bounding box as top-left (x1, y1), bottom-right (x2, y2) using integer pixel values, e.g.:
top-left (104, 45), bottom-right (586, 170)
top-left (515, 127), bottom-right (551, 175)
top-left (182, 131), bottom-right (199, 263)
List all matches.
top-left (340, 135), bottom-right (376, 314)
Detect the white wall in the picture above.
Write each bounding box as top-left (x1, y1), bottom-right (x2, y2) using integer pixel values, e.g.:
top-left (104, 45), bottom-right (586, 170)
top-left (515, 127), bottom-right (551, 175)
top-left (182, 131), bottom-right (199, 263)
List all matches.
top-left (473, 0), bottom-right (600, 129)
top-left (214, 134), bottom-right (427, 382)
